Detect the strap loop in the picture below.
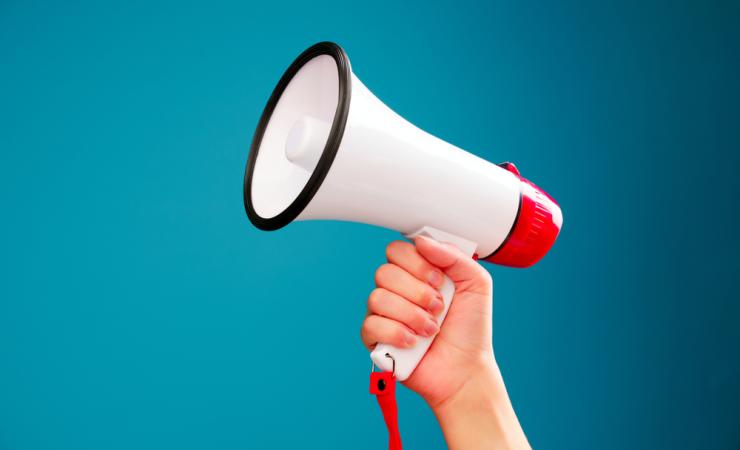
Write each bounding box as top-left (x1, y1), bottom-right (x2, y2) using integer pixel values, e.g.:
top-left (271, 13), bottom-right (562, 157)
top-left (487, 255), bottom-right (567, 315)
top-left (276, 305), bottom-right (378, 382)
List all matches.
top-left (370, 370), bottom-right (402, 450)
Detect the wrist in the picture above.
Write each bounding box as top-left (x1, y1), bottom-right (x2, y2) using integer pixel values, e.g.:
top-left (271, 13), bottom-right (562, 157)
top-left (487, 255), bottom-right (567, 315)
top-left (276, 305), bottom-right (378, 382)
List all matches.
top-left (431, 359), bottom-right (530, 450)
top-left (430, 357), bottom-right (503, 416)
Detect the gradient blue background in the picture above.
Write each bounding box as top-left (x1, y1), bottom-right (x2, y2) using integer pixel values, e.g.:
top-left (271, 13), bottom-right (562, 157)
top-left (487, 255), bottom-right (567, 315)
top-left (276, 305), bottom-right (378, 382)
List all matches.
top-left (1, 1), bottom-right (738, 449)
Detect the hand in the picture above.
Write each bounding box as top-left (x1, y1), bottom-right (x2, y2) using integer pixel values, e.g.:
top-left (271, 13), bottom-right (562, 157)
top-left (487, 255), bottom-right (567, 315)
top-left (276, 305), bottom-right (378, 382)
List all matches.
top-left (361, 235), bottom-right (493, 406)
top-left (360, 236), bottom-right (529, 449)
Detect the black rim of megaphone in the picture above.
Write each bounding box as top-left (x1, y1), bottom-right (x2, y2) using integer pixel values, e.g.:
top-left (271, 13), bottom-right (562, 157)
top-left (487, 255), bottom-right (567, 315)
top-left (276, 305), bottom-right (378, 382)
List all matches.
top-left (243, 41), bottom-right (352, 231)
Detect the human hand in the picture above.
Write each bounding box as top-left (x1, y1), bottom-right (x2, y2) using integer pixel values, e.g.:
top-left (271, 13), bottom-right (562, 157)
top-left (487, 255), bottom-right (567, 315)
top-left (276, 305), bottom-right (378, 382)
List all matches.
top-left (360, 235), bottom-right (494, 407)
top-left (360, 236), bottom-right (529, 449)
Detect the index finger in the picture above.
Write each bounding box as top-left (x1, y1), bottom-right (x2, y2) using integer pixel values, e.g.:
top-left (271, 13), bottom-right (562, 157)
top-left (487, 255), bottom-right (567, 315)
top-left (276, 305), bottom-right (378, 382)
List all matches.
top-left (385, 241), bottom-right (445, 289)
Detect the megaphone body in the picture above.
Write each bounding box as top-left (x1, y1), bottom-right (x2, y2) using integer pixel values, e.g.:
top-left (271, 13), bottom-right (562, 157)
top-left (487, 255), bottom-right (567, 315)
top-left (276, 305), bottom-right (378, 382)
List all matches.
top-left (244, 42), bottom-right (562, 381)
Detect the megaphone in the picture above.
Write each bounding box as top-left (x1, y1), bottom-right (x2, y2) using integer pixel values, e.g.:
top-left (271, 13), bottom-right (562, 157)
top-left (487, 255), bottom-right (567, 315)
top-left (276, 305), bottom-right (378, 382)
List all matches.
top-left (243, 42), bottom-right (562, 381)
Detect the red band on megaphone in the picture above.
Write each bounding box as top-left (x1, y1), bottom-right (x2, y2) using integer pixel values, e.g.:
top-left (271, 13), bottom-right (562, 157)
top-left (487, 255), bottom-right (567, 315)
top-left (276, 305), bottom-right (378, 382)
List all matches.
top-left (486, 174), bottom-right (562, 268)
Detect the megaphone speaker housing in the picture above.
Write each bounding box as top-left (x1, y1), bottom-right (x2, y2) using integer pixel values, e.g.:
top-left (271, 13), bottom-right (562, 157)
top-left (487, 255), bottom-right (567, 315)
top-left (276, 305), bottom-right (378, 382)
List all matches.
top-left (244, 42), bottom-right (351, 231)
top-left (243, 41), bottom-right (562, 380)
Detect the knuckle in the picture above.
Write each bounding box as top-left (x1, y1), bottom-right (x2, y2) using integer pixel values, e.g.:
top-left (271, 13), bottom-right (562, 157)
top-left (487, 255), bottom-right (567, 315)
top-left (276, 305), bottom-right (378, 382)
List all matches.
top-left (374, 263), bottom-right (395, 284)
top-left (392, 327), bottom-right (408, 345)
top-left (385, 241), bottom-right (405, 258)
top-left (367, 289), bottom-right (384, 310)
top-left (471, 261), bottom-right (492, 282)
top-left (478, 268), bottom-right (493, 291)
top-left (360, 317), bottom-right (374, 338)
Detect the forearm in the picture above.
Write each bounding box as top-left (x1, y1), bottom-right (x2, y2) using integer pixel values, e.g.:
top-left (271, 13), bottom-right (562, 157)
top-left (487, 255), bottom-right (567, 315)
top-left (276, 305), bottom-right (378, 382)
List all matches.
top-left (431, 361), bottom-right (530, 450)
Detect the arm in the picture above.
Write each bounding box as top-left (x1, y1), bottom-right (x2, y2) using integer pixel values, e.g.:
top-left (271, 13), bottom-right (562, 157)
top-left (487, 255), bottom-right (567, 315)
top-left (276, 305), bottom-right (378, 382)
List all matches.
top-left (432, 361), bottom-right (529, 450)
top-left (360, 236), bottom-right (530, 449)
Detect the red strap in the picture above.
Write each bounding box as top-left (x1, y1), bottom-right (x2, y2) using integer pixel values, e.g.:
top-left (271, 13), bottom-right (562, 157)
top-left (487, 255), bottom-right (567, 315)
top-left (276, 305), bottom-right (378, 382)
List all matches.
top-left (370, 371), bottom-right (402, 450)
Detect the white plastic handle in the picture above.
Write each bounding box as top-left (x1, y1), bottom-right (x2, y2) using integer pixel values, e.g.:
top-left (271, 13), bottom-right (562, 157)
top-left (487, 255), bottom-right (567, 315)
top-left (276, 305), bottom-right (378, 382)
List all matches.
top-left (370, 227), bottom-right (477, 381)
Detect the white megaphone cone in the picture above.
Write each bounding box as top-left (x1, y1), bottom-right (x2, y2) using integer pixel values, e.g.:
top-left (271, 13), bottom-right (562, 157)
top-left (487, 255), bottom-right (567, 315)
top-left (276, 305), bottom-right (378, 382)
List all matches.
top-left (244, 42), bottom-right (562, 381)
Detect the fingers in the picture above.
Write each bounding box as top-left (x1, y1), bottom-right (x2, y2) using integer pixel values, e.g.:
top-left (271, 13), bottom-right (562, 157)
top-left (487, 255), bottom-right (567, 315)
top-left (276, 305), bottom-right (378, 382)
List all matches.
top-left (385, 241), bottom-right (445, 289)
top-left (360, 314), bottom-right (417, 351)
top-left (362, 242), bottom-right (447, 353)
top-left (414, 235), bottom-right (493, 295)
top-left (375, 263), bottom-right (445, 315)
top-left (368, 288), bottom-right (440, 338)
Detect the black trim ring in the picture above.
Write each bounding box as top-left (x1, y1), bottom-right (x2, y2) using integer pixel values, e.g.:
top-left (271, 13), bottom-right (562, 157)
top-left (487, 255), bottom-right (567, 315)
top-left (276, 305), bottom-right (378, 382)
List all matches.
top-left (480, 189), bottom-right (523, 260)
top-left (243, 41), bottom-right (352, 231)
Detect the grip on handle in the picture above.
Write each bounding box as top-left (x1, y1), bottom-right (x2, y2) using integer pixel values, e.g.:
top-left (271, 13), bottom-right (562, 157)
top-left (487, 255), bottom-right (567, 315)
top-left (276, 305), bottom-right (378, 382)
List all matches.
top-left (370, 227), bottom-right (477, 381)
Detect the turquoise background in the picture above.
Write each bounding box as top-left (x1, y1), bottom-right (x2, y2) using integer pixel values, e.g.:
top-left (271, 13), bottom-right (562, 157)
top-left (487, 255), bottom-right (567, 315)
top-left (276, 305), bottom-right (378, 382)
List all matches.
top-left (1, 1), bottom-right (739, 449)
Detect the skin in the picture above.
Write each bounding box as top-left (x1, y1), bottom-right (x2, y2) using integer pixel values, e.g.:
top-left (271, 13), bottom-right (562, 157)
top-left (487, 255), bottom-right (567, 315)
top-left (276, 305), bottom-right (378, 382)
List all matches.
top-left (361, 236), bottom-right (530, 450)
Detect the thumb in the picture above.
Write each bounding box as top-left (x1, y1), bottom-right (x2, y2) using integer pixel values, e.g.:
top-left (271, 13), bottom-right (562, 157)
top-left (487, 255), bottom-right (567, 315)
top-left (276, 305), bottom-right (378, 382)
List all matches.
top-left (414, 235), bottom-right (492, 296)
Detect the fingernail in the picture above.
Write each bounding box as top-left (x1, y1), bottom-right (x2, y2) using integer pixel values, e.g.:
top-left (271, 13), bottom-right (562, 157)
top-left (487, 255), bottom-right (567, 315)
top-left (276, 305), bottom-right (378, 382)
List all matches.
top-left (417, 235), bottom-right (442, 249)
top-left (416, 235), bottom-right (432, 244)
top-left (429, 294), bottom-right (444, 315)
top-left (427, 270), bottom-right (444, 288)
top-left (423, 321), bottom-right (439, 337)
top-left (404, 333), bottom-right (417, 347)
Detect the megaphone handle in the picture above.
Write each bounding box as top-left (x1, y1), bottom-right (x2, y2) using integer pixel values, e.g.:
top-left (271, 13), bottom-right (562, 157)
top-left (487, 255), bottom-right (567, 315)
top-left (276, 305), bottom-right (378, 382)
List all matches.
top-left (370, 227), bottom-right (477, 381)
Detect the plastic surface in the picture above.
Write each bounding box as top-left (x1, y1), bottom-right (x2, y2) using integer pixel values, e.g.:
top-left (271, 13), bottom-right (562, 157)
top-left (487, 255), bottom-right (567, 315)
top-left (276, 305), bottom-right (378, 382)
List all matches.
top-left (485, 175), bottom-right (562, 267)
top-left (371, 227), bottom-right (477, 381)
top-left (249, 53), bottom-right (340, 220)
top-left (246, 41), bottom-right (563, 262)
top-left (294, 73), bottom-right (522, 257)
